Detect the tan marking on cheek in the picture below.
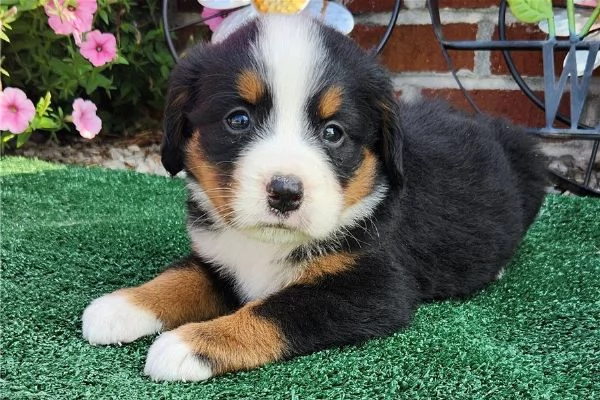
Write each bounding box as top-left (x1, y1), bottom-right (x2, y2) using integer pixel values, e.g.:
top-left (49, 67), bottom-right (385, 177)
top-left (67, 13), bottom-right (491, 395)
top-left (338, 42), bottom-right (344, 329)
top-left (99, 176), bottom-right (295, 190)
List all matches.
top-left (237, 69), bottom-right (265, 104)
top-left (176, 302), bottom-right (285, 375)
top-left (120, 260), bottom-right (228, 330)
top-left (186, 133), bottom-right (236, 222)
top-left (343, 149), bottom-right (378, 208)
top-left (297, 252), bottom-right (356, 285)
top-left (318, 86), bottom-right (343, 119)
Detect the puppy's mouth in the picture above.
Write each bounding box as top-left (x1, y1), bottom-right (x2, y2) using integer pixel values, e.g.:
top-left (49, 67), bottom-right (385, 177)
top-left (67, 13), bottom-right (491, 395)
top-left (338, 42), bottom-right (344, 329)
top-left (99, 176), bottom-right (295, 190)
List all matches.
top-left (258, 222), bottom-right (293, 229)
top-left (240, 223), bottom-right (311, 244)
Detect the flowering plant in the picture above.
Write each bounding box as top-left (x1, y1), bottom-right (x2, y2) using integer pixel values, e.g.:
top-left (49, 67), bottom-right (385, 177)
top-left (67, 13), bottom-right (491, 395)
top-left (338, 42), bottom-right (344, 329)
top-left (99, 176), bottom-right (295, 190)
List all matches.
top-left (0, 0), bottom-right (173, 149)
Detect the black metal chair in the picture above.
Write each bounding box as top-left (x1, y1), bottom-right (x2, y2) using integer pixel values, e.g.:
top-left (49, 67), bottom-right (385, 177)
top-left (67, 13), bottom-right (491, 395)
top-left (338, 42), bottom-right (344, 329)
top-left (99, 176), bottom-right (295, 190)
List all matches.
top-left (429, 0), bottom-right (600, 196)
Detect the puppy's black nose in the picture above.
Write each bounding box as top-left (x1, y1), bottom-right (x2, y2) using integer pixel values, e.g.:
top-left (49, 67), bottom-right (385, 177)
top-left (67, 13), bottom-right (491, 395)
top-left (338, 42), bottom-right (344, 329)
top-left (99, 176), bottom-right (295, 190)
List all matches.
top-left (266, 175), bottom-right (303, 213)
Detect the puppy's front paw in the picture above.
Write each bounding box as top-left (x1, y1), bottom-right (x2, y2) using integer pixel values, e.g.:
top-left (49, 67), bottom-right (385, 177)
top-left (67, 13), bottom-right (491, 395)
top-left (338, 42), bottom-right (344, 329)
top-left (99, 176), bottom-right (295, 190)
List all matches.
top-left (144, 331), bottom-right (213, 382)
top-left (82, 293), bottom-right (163, 345)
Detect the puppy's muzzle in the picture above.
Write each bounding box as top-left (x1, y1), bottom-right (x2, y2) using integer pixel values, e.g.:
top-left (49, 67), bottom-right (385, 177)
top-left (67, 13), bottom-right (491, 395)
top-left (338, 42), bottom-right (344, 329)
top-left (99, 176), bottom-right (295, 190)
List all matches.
top-left (266, 175), bottom-right (303, 214)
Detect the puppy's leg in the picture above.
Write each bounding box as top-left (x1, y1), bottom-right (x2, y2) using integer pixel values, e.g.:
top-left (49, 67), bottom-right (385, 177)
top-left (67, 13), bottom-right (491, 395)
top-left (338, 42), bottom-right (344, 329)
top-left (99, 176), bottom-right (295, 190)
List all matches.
top-left (144, 302), bottom-right (280, 381)
top-left (144, 254), bottom-right (415, 381)
top-left (82, 256), bottom-right (229, 345)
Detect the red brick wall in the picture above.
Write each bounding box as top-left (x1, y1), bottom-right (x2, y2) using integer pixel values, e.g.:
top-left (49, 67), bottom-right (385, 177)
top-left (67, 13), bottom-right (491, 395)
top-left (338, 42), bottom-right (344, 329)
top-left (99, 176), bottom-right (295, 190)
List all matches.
top-left (346, 0), bottom-right (600, 128)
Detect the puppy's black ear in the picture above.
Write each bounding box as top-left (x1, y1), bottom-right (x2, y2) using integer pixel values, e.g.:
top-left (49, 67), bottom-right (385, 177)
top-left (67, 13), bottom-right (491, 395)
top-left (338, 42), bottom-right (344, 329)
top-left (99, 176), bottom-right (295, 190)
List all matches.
top-left (378, 90), bottom-right (405, 188)
top-left (161, 65), bottom-right (193, 176)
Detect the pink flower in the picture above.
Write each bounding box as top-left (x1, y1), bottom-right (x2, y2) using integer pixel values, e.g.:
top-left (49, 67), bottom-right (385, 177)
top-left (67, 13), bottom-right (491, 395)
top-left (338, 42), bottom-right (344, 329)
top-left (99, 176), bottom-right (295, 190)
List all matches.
top-left (201, 7), bottom-right (224, 32)
top-left (72, 98), bottom-right (101, 139)
top-left (0, 87), bottom-right (36, 134)
top-left (79, 30), bottom-right (117, 67)
top-left (44, 0), bottom-right (97, 36)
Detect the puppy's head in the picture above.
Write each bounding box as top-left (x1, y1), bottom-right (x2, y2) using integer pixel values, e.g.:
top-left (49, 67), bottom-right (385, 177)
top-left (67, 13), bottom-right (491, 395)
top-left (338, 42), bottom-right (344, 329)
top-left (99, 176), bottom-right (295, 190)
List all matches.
top-left (163, 15), bottom-right (403, 244)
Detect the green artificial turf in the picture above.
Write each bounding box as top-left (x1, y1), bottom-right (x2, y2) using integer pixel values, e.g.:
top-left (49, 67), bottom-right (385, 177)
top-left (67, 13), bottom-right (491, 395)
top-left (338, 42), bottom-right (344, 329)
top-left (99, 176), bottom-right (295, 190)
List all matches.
top-left (1, 156), bottom-right (599, 399)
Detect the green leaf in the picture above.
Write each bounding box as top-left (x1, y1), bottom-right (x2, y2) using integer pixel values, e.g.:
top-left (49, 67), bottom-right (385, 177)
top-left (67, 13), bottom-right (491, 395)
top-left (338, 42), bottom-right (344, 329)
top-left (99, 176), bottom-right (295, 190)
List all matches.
top-left (120, 23), bottom-right (135, 33)
top-left (507, 0), bottom-right (553, 23)
top-left (95, 74), bottom-right (113, 88)
top-left (16, 131), bottom-right (32, 148)
top-left (48, 59), bottom-right (70, 76)
top-left (160, 65), bottom-right (170, 79)
top-left (1, 132), bottom-right (15, 143)
top-left (37, 116), bottom-right (60, 130)
top-left (84, 79), bottom-right (98, 95)
top-left (83, 73), bottom-right (112, 94)
top-left (114, 54), bottom-right (129, 65)
top-left (13, 0), bottom-right (38, 10)
top-left (98, 9), bottom-right (109, 25)
top-left (35, 92), bottom-right (52, 117)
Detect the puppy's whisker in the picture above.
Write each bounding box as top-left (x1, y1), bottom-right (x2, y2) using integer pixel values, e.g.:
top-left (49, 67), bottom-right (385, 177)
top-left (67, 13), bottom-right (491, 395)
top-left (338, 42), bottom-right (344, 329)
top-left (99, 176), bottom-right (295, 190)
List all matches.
top-left (214, 160), bottom-right (242, 167)
top-left (339, 226), bottom-right (361, 249)
top-left (189, 186), bottom-right (237, 194)
top-left (195, 192), bottom-right (239, 199)
top-left (185, 166), bottom-right (236, 181)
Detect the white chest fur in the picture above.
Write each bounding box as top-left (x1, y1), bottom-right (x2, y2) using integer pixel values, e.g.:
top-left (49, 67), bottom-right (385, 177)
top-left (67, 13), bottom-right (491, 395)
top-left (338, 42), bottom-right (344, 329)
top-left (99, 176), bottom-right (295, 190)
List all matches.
top-left (189, 228), bottom-right (302, 302)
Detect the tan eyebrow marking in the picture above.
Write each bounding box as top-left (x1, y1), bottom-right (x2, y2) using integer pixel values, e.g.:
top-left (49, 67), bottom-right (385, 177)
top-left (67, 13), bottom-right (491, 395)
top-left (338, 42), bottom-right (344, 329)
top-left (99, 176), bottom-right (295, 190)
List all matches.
top-left (237, 69), bottom-right (265, 104)
top-left (318, 86), bottom-right (343, 119)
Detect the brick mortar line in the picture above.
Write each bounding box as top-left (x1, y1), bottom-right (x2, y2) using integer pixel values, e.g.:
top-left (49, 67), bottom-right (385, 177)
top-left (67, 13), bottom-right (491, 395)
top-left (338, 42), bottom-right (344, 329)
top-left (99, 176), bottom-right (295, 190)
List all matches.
top-left (391, 73), bottom-right (543, 91)
top-left (391, 73), bottom-right (600, 94)
top-left (398, 86), bottom-right (422, 102)
top-left (474, 21), bottom-right (494, 76)
top-left (402, 0), bottom-right (428, 9)
top-left (354, 8), bottom-right (520, 26)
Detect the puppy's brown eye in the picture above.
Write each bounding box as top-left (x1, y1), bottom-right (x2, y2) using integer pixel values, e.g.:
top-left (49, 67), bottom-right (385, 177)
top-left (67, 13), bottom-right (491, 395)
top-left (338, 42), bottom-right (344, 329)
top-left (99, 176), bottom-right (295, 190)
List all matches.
top-left (321, 124), bottom-right (344, 145)
top-left (225, 110), bottom-right (251, 131)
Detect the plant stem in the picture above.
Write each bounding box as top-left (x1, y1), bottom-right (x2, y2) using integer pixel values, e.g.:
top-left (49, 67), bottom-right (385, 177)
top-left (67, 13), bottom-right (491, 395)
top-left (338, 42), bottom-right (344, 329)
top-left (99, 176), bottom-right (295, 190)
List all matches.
top-left (566, 0), bottom-right (576, 37)
top-left (547, 0), bottom-right (556, 37)
top-left (580, 3), bottom-right (600, 38)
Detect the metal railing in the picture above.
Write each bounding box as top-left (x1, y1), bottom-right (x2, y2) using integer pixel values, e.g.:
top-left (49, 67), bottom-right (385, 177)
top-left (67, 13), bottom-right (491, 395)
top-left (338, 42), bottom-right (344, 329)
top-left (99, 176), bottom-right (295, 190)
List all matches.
top-left (429, 0), bottom-right (599, 196)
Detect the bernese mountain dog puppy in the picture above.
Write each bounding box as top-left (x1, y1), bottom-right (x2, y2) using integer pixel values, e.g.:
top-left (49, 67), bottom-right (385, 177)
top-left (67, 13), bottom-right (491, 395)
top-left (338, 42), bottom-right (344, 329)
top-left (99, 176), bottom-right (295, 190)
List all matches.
top-left (82, 15), bottom-right (547, 381)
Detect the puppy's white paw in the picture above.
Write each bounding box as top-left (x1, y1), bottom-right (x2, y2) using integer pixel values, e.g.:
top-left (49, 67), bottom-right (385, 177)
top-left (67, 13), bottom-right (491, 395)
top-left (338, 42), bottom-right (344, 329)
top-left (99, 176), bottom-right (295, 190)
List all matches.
top-left (82, 293), bottom-right (163, 345)
top-left (144, 331), bottom-right (213, 382)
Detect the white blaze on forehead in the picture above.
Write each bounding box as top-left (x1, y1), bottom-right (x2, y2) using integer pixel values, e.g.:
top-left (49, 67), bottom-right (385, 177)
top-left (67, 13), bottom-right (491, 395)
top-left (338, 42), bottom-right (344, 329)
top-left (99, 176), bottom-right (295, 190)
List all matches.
top-left (253, 15), bottom-right (326, 139)
top-left (228, 15), bottom-right (344, 240)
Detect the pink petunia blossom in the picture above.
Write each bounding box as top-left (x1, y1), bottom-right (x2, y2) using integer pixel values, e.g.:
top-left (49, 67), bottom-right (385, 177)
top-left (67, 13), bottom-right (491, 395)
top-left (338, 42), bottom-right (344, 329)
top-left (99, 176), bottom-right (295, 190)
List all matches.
top-left (44, 0), bottom-right (97, 36)
top-left (0, 87), bottom-right (36, 134)
top-left (79, 30), bottom-right (117, 67)
top-left (201, 7), bottom-right (224, 32)
top-left (72, 98), bottom-right (101, 139)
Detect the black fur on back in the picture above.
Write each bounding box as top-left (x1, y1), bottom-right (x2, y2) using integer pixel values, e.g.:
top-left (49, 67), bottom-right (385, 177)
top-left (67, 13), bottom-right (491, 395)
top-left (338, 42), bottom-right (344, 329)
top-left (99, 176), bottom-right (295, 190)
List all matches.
top-left (384, 100), bottom-right (547, 300)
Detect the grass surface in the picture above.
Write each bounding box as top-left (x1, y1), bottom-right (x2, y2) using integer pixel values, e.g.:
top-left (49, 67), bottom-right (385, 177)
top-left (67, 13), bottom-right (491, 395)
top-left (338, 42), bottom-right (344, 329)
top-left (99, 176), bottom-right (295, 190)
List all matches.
top-left (1, 156), bottom-right (599, 399)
